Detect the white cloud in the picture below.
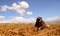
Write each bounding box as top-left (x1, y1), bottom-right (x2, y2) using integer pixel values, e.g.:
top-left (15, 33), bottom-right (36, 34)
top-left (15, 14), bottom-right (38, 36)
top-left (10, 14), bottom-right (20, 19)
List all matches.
top-left (10, 16), bottom-right (35, 23)
top-left (0, 1), bottom-right (33, 23)
top-left (20, 1), bottom-right (29, 9)
top-left (45, 16), bottom-right (60, 21)
top-left (45, 16), bottom-right (60, 23)
top-left (11, 16), bottom-right (24, 20)
top-left (27, 12), bottom-right (32, 15)
top-left (0, 1), bottom-right (32, 16)
top-left (0, 16), bottom-right (5, 19)
top-left (0, 5), bottom-right (8, 11)
top-left (0, 20), bottom-right (8, 23)
top-left (0, 16), bottom-right (35, 23)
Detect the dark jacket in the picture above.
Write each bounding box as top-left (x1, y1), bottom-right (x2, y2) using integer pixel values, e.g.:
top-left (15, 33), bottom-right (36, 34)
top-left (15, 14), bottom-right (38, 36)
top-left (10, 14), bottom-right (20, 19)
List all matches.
top-left (35, 21), bottom-right (46, 28)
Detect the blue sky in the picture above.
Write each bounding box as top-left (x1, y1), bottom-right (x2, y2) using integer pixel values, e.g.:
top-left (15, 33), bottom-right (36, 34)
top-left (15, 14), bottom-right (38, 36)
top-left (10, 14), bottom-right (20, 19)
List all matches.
top-left (0, 0), bottom-right (60, 20)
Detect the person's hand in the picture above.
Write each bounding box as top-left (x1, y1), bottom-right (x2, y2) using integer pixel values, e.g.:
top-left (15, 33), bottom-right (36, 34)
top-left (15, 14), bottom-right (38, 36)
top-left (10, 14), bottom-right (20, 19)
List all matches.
top-left (39, 27), bottom-right (41, 30)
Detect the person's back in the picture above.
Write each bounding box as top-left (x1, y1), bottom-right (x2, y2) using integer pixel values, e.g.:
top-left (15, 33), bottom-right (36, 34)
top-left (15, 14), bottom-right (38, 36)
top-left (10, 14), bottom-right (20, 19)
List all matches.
top-left (35, 21), bottom-right (42, 28)
top-left (35, 17), bottom-right (46, 30)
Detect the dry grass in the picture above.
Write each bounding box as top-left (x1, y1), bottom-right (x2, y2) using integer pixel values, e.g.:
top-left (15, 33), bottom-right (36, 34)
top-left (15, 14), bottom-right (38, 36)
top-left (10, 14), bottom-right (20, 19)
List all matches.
top-left (0, 23), bottom-right (60, 36)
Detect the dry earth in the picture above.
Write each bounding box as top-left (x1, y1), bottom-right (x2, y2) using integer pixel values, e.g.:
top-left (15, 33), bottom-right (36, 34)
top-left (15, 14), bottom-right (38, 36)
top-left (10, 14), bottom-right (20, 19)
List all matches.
top-left (0, 23), bottom-right (60, 36)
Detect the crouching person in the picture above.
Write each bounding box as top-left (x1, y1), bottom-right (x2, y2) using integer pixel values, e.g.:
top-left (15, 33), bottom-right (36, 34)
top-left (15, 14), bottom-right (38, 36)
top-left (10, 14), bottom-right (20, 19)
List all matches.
top-left (35, 17), bottom-right (47, 31)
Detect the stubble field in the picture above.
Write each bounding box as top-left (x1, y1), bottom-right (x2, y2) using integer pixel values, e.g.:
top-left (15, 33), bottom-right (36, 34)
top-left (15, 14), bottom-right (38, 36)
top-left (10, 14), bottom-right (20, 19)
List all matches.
top-left (0, 23), bottom-right (60, 36)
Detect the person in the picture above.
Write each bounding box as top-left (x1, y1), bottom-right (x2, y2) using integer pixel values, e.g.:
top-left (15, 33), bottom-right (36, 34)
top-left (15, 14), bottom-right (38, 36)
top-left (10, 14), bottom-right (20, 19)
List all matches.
top-left (35, 17), bottom-right (47, 30)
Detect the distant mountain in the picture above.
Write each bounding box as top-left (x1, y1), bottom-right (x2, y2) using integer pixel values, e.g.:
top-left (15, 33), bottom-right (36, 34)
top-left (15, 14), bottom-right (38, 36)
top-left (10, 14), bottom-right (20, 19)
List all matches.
top-left (45, 16), bottom-right (60, 23)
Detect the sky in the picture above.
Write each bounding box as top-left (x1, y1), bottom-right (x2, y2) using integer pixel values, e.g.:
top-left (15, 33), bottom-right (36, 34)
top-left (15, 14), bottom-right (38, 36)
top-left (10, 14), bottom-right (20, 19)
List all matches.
top-left (0, 0), bottom-right (60, 23)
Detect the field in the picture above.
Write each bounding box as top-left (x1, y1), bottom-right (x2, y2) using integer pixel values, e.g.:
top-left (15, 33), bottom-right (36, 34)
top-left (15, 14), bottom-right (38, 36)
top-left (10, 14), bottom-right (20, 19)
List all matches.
top-left (0, 23), bottom-right (60, 36)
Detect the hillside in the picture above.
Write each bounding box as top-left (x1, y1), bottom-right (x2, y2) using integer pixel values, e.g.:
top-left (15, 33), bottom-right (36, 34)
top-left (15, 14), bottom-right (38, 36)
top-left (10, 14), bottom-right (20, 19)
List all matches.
top-left (0, 23), bottom-right (60, 36)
